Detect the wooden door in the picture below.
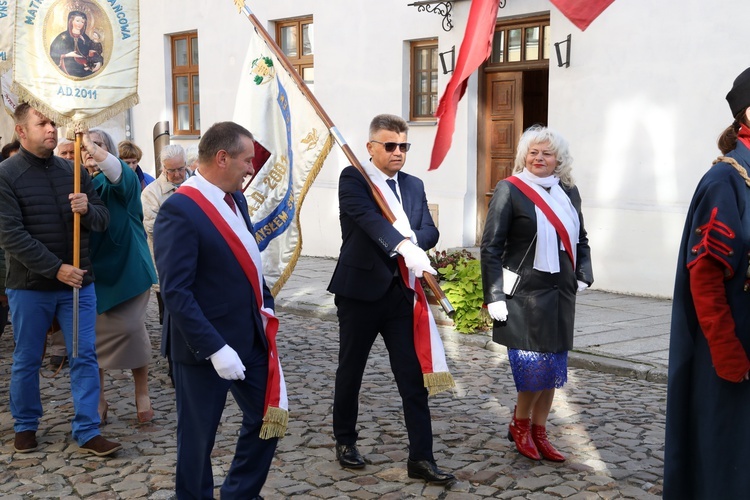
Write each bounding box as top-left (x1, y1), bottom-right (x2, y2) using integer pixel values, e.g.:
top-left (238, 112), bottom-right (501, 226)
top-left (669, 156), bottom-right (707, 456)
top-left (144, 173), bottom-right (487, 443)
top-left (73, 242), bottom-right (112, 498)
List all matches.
top-left (477, 71), bottom-right (523, 235)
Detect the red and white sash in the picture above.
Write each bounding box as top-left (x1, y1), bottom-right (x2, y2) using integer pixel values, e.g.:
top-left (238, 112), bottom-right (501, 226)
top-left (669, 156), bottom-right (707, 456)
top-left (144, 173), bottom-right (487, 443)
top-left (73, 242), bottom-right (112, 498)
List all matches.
top-left (178, 181), bottom-right (288, 439)
top-left (507, 174), bottom-right (579, 271)
top-left (362, 162), bottom-right (455, 395)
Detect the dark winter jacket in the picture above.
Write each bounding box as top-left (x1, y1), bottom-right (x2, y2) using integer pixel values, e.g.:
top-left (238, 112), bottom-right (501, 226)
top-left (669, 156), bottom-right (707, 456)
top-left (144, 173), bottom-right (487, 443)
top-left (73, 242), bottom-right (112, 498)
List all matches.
top-left (0, 147), bottom-right (109, 290)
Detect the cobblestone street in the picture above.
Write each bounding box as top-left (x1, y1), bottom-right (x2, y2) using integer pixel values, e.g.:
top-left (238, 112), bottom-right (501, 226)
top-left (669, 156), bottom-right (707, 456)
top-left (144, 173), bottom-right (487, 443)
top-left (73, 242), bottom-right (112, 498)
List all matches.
top-left (0, 293), bottom-right (665, 499)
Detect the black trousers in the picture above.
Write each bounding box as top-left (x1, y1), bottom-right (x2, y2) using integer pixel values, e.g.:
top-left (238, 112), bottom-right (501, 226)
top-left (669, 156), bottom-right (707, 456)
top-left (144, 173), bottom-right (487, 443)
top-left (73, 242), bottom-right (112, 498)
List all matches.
top-left (332, 279), bottom-right (434, 461)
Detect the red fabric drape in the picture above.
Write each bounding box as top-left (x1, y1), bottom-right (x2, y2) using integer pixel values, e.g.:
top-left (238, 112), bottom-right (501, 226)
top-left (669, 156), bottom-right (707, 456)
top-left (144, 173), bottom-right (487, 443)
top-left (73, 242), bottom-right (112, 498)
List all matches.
top-left (429, 0), bottom-right (501, 171)
top-left (550, 0), bottom-right (616, 31)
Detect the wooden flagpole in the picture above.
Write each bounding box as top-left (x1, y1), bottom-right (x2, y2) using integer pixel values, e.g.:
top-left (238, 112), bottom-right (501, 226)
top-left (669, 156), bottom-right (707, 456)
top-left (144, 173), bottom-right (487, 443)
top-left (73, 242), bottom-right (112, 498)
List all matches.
top-left (239, 3), bottom-right (455, 316)
top-left (72, 133), bottom-right (82, 357)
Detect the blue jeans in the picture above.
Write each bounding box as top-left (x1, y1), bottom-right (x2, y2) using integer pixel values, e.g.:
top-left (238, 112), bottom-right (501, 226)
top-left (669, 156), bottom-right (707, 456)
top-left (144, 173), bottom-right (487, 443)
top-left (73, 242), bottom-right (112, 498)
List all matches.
top-left (8, 284), bottom-right (101, 445)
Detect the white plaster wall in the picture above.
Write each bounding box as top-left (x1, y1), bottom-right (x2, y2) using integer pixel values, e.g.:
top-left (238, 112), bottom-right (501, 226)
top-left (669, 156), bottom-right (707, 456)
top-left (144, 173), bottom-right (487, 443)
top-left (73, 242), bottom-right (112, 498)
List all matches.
top-left (126, 0), bottom-right (748, 297)
top-left (132, 0), bottom-right (484, 257)
top-left (548, 0), bottom-right (749, 296)
top-left (0, 112), bottom-right (12, 145)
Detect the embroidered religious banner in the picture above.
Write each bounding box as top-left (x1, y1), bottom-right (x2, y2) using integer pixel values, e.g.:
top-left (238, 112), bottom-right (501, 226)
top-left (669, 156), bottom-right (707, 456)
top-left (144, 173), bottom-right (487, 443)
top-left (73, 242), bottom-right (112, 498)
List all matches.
top-left (233, 14), bottom-right (333, 295)
top-left (12, 0), bottom-right (139, 128)
top-left (1, 69), bottom-right (18, 116)
top-left (0, 0), bottom-right (14, 73)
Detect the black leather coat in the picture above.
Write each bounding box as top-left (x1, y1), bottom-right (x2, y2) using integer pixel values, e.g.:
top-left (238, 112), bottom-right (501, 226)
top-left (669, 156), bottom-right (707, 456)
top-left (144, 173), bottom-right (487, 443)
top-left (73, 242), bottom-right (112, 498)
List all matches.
top-left (480, 179), bottom-right (593, 352)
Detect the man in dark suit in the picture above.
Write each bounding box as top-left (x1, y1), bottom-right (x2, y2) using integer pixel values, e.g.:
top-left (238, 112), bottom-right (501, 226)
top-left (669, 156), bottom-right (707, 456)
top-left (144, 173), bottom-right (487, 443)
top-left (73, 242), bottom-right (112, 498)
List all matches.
top-left (154, 121), bottom-right (285, 500)
top-left (328, 114), bottom-right (455, 485)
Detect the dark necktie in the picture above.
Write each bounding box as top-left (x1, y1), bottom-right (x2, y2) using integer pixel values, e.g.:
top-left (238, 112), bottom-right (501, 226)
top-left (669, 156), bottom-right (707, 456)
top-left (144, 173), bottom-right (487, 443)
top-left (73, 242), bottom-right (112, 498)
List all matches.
top-left (223, 193), bottom-right (236, 213)
top-left (386, 179), bottom-right (401, 204)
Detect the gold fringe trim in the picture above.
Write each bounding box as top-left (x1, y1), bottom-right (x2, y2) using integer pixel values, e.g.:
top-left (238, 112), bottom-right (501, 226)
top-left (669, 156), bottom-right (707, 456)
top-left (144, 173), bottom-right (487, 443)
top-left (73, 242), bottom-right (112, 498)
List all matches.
top-left (11, 82), bottom-right (139, 136)
top-left (260, 406), bottom-right (289, 439)
top-left (424, 371), bottom-right (456, 397)
top-left (270, 133), bottom-right (334, 296)
top-left (714, 156), bottom-right (750, 188)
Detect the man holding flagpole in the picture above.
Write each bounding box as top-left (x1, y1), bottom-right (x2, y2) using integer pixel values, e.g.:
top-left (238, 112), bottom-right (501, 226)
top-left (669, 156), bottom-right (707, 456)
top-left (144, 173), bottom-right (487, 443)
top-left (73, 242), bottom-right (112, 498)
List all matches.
top-left (154, 121), bottom-right (287, 499)
top-left (0, 102), bottom-right (121, 457)
top-left (328, 114), bottom-right (455, 485)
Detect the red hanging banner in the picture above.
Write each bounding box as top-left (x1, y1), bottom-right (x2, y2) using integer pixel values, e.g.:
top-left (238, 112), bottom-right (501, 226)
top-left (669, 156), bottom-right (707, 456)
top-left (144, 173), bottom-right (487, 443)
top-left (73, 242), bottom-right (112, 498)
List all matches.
top-left (550, 0), bottom-right (616, 31)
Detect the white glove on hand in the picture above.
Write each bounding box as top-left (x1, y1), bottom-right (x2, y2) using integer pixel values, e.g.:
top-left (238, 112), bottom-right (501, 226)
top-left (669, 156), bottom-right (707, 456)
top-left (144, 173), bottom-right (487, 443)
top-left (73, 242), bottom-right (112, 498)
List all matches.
top-left (397, 240), bottom-right (437, 276)
top-left (392, 218), bottom-right (417, 243)
top-left (209, 344), bottom-right (246, 380)
top-left (577, 280), bottom-right (589, 292)
top-left (487, 301), bottom-right (508, 322)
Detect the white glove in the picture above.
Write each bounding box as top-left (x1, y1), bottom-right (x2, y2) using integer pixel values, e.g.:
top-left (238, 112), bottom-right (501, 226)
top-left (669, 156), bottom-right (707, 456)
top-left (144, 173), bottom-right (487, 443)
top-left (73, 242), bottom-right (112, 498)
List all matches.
top-left (392, 218), bottom-right (417, 243)
top-left (209, 345), bottom-right (246, 380)
top-left (487, 301), bottom-right (508, 322)
top-left (397, 240), bottom-right (436, 276)
top-left (577, 280), bottom-right (589, 292)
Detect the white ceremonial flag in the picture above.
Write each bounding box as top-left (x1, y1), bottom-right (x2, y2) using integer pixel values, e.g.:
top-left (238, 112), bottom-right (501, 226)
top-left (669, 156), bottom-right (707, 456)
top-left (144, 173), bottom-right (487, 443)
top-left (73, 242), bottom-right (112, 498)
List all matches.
top-left (233, 18), bottom-right (332, 295)
top-left (12, 0), bottom-right (139, 128)
top-left (0, 0), bottom-right (14, 73)
top-left (2, 69), bottom-right (18, 116)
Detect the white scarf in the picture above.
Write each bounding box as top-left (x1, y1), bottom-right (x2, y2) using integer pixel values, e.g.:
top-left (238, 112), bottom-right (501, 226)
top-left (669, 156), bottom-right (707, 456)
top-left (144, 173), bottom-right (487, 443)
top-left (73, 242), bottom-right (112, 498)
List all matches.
top-left (515, 169), bottom-right (580, 273)
top-left (361, 161), bottom-right (416, 243)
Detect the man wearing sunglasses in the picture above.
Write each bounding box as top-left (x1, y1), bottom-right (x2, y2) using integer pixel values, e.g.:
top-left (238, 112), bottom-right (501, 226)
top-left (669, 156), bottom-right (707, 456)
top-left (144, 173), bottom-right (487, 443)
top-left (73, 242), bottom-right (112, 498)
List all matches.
top-left (328, 114), bottom-right (454, 485)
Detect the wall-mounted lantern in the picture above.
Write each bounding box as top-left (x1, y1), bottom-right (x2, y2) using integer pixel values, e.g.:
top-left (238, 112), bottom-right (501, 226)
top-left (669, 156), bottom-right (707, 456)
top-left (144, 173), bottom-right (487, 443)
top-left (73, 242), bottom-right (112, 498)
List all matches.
top-left (439, 46), bottom-right (455, 74)
top-left (554, 34), bottom-right (571, 68)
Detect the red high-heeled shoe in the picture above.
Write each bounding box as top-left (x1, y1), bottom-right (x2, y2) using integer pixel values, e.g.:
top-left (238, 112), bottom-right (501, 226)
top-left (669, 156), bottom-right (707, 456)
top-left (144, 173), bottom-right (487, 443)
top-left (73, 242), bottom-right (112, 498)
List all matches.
top-left (507, 406), bottom-right (541, 460)
top-left (531, 424), bottom-right (565, 462)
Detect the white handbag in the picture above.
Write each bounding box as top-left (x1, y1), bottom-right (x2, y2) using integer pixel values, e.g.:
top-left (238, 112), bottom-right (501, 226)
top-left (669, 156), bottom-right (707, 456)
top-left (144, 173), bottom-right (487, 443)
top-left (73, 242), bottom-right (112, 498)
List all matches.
top-left (502, 267), bottom-right (521, 296)
top-left (501, 234), bottom-right (536, 298)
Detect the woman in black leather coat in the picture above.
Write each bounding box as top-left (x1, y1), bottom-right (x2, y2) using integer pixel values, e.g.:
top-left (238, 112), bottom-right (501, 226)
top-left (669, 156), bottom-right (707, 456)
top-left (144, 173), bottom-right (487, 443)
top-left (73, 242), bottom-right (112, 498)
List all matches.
top-left (480, 125), bottom-right (593, 462)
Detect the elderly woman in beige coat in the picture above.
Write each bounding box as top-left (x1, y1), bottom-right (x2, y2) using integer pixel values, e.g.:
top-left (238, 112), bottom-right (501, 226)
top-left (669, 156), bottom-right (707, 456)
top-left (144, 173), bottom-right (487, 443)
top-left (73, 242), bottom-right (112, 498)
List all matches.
top-left (141, 144), bottom-right (189, 324)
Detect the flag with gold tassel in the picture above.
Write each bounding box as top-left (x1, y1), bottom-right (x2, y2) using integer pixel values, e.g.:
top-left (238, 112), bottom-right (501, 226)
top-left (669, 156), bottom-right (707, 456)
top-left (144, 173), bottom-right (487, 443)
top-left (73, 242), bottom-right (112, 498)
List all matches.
top-left (0, 0), bottom-right (14, 74)
top-left (12, 0), bottom-right (139, 129)
top-left (233, 3), bottom-right (333, 296)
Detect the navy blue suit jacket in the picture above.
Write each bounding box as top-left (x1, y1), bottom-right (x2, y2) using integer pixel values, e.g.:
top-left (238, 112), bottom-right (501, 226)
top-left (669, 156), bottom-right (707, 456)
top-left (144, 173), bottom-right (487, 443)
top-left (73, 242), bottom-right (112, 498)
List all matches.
top-left (153, 190), bottom-right (273, 365)
top-left (328, 166), bottom-right (439, 301)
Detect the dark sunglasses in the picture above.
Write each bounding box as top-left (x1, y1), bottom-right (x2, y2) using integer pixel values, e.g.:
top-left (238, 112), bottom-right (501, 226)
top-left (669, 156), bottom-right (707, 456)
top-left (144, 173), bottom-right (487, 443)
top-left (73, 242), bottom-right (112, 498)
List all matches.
top-left (370, 140), bottom-right (411, 153)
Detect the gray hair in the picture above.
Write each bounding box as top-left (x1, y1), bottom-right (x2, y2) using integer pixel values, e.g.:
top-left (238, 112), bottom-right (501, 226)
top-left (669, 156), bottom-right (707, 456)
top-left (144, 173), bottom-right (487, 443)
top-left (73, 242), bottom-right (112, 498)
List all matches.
top-left (512, 125), bottom-right (575, 188)
top-left (368, 114), bottom-right (408, 139)
top-left (89, 129), bottom-right (117, 154)
top-left (184, 144), bottom-right (199, 169)
top-left (159, 144), bottom-right (186, 167)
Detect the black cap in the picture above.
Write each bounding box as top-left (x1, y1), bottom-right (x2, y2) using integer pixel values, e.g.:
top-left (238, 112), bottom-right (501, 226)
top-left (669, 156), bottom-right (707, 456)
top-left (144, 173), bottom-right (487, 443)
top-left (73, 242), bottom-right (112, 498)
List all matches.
top-left (727, 67), bottom-right (750, 118)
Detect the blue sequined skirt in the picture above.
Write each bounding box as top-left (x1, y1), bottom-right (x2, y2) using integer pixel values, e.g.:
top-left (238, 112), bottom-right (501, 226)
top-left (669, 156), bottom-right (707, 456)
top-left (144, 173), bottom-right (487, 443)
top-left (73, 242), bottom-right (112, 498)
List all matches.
top-left (507, 349), bottom-right (568, 392)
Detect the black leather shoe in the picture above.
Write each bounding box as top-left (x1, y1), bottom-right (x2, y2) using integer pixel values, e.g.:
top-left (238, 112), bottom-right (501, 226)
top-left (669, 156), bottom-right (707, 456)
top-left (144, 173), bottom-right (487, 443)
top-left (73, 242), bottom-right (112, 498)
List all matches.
top-left (407, 459), bottom-right (455, 485)
top-left (335, 443), bottom-right (365, 469)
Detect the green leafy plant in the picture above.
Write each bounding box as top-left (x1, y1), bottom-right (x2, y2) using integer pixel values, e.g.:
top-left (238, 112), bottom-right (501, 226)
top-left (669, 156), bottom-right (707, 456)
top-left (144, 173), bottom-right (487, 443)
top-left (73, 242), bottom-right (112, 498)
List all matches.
top-left (432, 252), bottom-right (491, 334)
top-left (429, 248), bottom-right (474, 275)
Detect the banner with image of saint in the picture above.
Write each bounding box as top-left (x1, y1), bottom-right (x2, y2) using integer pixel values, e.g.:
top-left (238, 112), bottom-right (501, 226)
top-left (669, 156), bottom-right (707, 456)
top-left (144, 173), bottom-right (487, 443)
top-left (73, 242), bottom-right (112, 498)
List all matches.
top-left (0, 0), bottom-right (14, 73)
top-left (13, 0), bottom-right (139, 128)
top-left (233, 22), bottom-right (333, 295)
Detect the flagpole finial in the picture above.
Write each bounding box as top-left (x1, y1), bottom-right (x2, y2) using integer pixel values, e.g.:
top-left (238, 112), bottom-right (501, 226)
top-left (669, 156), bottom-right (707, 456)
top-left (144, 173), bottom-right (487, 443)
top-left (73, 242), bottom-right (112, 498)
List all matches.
top-left (233, 0), bottom-right (246, 13)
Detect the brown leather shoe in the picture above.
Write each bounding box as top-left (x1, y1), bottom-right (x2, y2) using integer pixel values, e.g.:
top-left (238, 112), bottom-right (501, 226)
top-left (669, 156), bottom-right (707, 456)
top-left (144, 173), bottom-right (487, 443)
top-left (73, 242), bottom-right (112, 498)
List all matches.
top-left (79, 435), bottom-right (122, 457)
top-left (13, 430), bottom-right (38, 453)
